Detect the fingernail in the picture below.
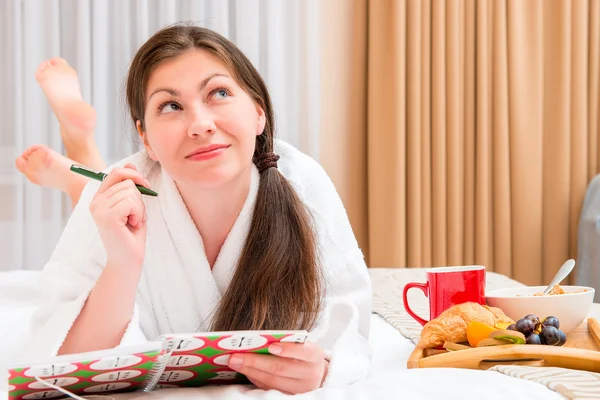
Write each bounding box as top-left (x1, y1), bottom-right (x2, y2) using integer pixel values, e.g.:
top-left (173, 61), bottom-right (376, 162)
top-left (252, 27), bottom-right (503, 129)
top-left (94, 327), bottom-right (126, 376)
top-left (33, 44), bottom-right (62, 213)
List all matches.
top-left (269, 344), bottom-right (282, 355)
top-left (144, 179), bottom-right (151, 188)
top-left (229, 355), bottom-right (243, 367)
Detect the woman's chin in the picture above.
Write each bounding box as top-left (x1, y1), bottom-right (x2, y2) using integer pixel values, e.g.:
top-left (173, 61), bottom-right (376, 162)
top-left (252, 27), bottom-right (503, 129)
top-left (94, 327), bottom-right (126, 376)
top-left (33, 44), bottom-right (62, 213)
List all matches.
top-left (176, 167), bottom-right (244, 189)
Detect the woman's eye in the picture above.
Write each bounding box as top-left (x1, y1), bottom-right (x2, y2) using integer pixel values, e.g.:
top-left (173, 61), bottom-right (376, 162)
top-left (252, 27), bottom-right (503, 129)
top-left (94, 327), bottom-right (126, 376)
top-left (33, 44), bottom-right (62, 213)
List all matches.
top-left (159, 102), bottom-right (182, 114)
top-left (213, 89), bottom-right (229, 100)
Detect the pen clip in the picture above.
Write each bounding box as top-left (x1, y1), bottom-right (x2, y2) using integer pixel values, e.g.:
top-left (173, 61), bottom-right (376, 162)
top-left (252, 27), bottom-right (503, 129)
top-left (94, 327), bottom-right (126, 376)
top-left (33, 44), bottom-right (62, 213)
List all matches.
top-left (70, 164), bottom-right (106, 180)
top-left (71, 164), bottom-right (102, 174)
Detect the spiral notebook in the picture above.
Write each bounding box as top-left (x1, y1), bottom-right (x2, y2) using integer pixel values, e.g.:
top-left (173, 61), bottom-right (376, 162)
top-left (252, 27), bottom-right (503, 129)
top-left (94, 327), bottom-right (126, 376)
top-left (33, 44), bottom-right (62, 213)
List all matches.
top-left (7, 330), bottom-right (308, 400)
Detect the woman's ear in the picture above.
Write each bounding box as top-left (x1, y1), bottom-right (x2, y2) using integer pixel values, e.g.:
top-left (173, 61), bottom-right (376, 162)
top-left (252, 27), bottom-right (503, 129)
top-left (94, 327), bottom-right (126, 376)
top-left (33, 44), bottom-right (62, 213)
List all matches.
top-left (255, 104), bottom-right (266, 136)
top-left (137, 120), bottom-right (158, 161)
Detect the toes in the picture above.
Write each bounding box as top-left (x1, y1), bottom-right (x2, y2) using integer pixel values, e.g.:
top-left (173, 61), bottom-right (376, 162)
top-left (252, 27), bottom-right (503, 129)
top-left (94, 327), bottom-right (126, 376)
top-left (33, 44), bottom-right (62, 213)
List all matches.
top-left (36, 60), bottom-right (51, 71)
top-left (35, 61), bottom-right (51, 80)
top-left (49, 57), bottom-right (68, 67)
top-left (35, 58), bottom-right (70, 81)
top-left (18, 145), bottom-right (51, 170)
top-left (38, 147), bottom-right (60, 169)
top-left (21, 144), bottom-right (43, 159)
top-left (15, 156), bottom-right (26, 173)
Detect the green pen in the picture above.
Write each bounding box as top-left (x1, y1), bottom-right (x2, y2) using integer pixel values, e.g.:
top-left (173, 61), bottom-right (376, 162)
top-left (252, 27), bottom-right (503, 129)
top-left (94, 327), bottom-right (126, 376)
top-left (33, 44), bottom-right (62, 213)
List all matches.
top-left (70, 164), bottom-right (158, 197)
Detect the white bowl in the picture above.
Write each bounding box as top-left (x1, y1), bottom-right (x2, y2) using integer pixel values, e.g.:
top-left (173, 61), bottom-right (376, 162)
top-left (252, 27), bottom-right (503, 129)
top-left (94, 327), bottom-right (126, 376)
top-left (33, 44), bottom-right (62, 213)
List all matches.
top-left (485, 286), bottom-right (595, 333)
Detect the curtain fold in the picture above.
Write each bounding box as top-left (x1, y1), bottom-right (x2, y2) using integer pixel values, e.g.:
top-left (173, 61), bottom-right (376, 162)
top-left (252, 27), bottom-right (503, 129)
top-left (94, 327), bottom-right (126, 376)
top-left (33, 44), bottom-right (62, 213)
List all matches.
top-left (321, 0), bottom-right (600, 285)
top-left (319, 0), bottom-right (369, 256)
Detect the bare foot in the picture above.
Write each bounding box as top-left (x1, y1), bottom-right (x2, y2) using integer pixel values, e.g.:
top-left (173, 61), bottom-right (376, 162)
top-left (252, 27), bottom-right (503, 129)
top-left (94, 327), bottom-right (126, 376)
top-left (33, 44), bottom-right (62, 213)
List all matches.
top-left (16, 145), bottom-right (87, 207)
top-left (36, 58), bottom-right (105, 170)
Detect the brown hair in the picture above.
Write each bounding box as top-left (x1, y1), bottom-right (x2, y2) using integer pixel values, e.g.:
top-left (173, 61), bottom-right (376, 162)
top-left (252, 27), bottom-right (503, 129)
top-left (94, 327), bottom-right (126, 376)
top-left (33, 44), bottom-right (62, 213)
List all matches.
top-left (126, 24), bottom-right (323, 331)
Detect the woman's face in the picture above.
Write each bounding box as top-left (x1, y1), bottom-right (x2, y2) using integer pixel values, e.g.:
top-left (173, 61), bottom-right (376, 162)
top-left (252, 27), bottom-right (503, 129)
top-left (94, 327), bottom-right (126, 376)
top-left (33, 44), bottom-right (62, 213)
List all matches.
top-left (138, 49), bottom-right (266, 188)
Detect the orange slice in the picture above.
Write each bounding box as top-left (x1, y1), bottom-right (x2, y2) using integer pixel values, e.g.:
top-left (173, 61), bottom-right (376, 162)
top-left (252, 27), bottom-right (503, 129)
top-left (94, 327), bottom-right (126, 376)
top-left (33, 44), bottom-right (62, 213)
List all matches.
top-left (466, 321), bottom-right (496, 347)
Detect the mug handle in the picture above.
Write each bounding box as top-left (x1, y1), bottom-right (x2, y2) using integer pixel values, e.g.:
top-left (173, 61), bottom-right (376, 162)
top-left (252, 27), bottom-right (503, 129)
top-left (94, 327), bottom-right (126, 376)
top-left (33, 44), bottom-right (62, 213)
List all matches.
top-left (403, 282), bottom-right (429, 326)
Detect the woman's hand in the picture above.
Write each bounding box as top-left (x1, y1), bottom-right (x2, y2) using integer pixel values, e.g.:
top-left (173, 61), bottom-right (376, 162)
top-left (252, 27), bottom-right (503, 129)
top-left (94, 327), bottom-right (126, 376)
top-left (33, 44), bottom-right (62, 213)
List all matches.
top-left (228, 342), bottom-right (328, 394)
top-left (89, 163), bottom-right (150, 269)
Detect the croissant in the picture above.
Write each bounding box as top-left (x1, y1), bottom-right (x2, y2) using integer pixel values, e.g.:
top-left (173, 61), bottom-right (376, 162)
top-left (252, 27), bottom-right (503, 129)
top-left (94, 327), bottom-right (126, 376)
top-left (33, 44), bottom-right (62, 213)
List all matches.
top-left (417, 302), bottom-right (514, 349)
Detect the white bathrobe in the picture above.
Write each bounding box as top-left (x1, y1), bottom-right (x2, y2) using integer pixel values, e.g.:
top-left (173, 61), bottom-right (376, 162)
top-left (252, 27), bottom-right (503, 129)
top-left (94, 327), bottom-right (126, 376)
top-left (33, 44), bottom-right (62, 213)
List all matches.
top-left (23, 140), bottom-right (373, 388)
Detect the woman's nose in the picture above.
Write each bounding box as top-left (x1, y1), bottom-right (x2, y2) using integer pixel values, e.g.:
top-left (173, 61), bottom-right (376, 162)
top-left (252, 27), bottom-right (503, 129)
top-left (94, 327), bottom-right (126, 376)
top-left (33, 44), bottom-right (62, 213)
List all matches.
top-left (187, 105), bottom-right (216, 138)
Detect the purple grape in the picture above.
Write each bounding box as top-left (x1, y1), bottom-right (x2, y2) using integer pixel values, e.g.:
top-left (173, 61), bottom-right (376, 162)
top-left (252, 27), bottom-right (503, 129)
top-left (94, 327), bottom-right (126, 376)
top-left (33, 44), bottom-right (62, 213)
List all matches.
top-left (541, 326), bottom-right (560, 346)
top-left (507, 324), bottom-right (517, 331)
top-left (516, 318), bottom-right (535, 336)
top-left (556, 330), bottom-right (567, 346)
top-left (524, 314), bottom-right (540, 324)
top-left (543, 316), bottom-right (560, 329)
top-left (526, 333), bottom-right (542, 345)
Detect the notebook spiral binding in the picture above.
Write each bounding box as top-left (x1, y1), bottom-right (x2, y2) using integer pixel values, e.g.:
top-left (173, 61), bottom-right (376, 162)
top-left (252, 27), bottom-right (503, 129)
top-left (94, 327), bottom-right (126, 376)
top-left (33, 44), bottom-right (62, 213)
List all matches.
top-left (140, 340), bottom-right (174, 392)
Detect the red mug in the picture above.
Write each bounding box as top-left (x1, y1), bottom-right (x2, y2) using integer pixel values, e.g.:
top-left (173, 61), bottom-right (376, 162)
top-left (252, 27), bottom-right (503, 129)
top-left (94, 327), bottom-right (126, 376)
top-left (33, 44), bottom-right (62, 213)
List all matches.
top-left (403, 265), bottom-right (486, 326)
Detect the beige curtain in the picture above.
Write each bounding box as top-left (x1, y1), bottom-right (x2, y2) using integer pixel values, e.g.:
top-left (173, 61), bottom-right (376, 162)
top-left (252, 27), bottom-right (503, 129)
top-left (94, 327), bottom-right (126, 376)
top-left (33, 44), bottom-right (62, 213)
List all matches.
top-left (320, 0), bottom-right (600, 285)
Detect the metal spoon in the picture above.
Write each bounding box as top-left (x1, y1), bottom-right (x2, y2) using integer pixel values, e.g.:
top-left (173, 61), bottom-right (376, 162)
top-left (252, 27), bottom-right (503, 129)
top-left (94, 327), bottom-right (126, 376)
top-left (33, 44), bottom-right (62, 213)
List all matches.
top-left (543, 259), bottom-right (576, 294)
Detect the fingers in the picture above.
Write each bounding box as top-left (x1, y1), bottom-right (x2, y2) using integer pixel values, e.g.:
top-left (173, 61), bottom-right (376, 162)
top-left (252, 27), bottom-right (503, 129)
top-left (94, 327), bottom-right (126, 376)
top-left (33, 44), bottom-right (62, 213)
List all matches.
top-left (230, 354), bottom-right (314, 380)
top-left (97, 164), bottom-right (151, 195)
top-left (234, 364), bottom-right (311, 394)
top-left (110, 192), bottom-right (145, 228)
top-left (267, 342), bottom-right (324, 363)
top-left (103, 180), bottom-right (140, 203)
top-left (87, 164), bottom-right (149, 269)
top-left (104, 181), bottom-right (145, 218)
top-left (229, 343), bottom-right (326, 394)
top-left (245, 376), bottom-right (271, 392)
top-left (91, 164), bottom-right (150, 227)
top-left (91, 179), bottom-right (146, 228)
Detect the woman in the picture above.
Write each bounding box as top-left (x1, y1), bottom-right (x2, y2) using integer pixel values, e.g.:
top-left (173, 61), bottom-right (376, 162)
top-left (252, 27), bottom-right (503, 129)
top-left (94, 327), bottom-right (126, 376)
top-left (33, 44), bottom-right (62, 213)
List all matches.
top-left (26, 24), bottom-right (372, 393)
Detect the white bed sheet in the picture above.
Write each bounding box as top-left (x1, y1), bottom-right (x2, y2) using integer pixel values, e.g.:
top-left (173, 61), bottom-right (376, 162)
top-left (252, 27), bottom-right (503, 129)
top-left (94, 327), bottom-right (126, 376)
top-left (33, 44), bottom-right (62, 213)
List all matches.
top-left (0, 271), bottom-right (563, 400)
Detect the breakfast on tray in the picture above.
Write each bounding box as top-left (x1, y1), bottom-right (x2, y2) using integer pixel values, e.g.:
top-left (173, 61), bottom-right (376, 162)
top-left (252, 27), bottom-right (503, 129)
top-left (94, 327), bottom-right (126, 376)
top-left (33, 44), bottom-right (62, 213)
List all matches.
top-left (416, 302), bottom-right (513, 348)
top-left (417, 302), bottom-right (568, 350)
top-left (404, 262), bottom-right (599, 372)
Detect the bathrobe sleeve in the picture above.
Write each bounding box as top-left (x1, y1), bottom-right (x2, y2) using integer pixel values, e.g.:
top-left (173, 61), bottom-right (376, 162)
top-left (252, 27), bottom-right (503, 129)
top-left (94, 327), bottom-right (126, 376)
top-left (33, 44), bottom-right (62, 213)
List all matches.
top-left (276, 141), bottom-right (373, 388)
top-left (23, 177), bottom-right (147, 361)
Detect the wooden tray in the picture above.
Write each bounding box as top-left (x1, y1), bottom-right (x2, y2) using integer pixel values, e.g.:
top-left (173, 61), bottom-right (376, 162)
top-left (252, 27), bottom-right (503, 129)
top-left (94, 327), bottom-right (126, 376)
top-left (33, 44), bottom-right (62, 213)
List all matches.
top-left (407, 318), bottom-right (600, 372)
